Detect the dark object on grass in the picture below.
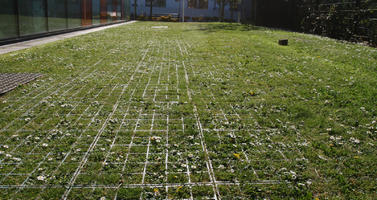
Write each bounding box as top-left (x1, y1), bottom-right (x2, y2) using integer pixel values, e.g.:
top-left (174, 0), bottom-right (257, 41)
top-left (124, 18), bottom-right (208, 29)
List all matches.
top-left (279, 39), bottom-right (288, 46)
top-left (0, 73), bottom-right (42, 94)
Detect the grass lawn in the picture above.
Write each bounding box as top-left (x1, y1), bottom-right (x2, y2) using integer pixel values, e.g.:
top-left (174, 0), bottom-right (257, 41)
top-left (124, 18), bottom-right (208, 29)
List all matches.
top-left (0, 21), bottom-right (376, 199)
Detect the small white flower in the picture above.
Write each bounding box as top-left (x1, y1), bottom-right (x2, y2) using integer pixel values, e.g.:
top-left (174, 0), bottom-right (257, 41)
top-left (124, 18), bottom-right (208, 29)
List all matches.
top-left (6, 154), bottom-right (12, 158)
top-left (349, 137), bottom-right (360, 144)
top-left (25, 118), bottom-right (31, 122)
top-left (151, 136), bottom-right (162, 143)
top-left (3, 145), bottom-right (9, 149)
top-left (289, 171), bottom-right (297, 180)
top-left (42, 143), bottom-right (48, 147)
top-left (13, 157), bottom-right (21, 161)
top-left (37, 176), bottom-right (46, 181)
top-left (227, 133), bottom-right (235, 138)
top-left (318, 155), bottom-right (327, 160)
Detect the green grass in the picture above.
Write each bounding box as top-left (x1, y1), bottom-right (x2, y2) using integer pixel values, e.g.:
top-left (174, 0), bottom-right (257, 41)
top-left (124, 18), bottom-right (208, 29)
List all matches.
top-left (0, 21), bottom-right (376, 199)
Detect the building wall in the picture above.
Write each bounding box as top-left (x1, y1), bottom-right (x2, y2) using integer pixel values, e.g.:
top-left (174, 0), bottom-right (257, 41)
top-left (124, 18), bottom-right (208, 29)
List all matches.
top-left (240, 0), bottom-right (253, 23)
top-left (131, 0), bottom-right (238, 21)
top-left (253, 0), bottom-right (297, 29)
top-left (0, 0), bottom-right (131, 42)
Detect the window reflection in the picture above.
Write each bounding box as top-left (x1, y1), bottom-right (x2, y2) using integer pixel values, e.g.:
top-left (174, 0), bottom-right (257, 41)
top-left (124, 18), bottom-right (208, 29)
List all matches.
top-left (67, 0), bottom-right (82, 28)
top-left (93, 0), bottom-right (101, 24)
top-left (100, 0), bottom-right (108, 23)
top-left (107, 0), bottom-right (113, 21)
top-left (188, 0), bottom-right (208, 9)
top-left (48, 0), bottom-right (67, 31)
top-left (146, 0), bottom-right (166, 8)
top-left (18, 0), bottom-right (48, 36)
top-left (0, 0), bottom-right (130, 41)
top-left (0, 0), bottom-right (18, 39)
top-left (82, 0), bottom-right (93, 26)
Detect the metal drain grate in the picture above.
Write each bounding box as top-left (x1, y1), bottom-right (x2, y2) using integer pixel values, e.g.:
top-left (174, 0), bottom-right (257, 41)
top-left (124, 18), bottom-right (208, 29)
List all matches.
top-left (0, 73), bottom-right (42, 94)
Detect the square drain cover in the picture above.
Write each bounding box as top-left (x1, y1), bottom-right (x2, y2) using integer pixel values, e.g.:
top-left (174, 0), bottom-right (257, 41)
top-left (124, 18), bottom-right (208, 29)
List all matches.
top-left (0, 73), bottom-right (42, 94)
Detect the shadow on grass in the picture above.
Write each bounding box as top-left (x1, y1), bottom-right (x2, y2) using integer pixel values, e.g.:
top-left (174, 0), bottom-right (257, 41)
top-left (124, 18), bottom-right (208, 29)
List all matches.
top-left (193, 23), bottom-right (266, 33)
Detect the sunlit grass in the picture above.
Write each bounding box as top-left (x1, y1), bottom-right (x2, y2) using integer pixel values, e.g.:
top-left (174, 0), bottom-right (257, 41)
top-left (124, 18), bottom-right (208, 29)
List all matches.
top-left (0, 21), bottom-right (376, 199)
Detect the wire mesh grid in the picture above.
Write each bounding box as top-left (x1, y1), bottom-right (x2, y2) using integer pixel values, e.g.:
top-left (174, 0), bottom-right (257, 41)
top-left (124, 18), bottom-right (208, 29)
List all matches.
top-left (0, 38), bottom-right (290, 200)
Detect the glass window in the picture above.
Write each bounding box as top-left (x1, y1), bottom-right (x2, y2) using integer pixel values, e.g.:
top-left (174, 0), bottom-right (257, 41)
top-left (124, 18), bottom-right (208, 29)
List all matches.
top-left (125, 0), bottom-right (131, 20)
top-left (146, 0), bottom-right (166, 8)
top-left (18, 0), bottom-right (48, 36)
top-left (67, 0), bottom-right (81, 28)
top-left (100, 0), bottom-right (107, 23)
top-left (0, 0), bottom-right (18, 39)
top-left (93, 0), bottom-right (101, 24)
top-left (48, 0), bottom-right (67, 31)
top-left (81, 0), bottom-right (92, 26)
top-left (230, 0), bottom-right (238, 10)
top-left (116, 0), bottom-right (122, 20)
top-left (107, 0), bottom-right (112, 21)
top-left (112, 0), bottom-right (119, 21)
top-left (188, 0), bottom-right (208, 9)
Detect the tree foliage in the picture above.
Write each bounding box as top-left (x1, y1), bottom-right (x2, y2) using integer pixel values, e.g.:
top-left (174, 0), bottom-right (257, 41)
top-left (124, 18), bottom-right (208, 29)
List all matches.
top-left (298, 0), bottom-right (377, 46)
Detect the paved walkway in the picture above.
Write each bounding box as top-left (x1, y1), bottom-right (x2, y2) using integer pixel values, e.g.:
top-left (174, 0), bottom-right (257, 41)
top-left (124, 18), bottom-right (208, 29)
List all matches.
top-left (0, 21), bottom-right (136, 55)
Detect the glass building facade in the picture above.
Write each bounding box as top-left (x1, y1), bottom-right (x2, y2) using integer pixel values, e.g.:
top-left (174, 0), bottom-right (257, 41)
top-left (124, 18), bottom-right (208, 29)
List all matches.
top-left (0, 0), bottom-right (131, 42)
